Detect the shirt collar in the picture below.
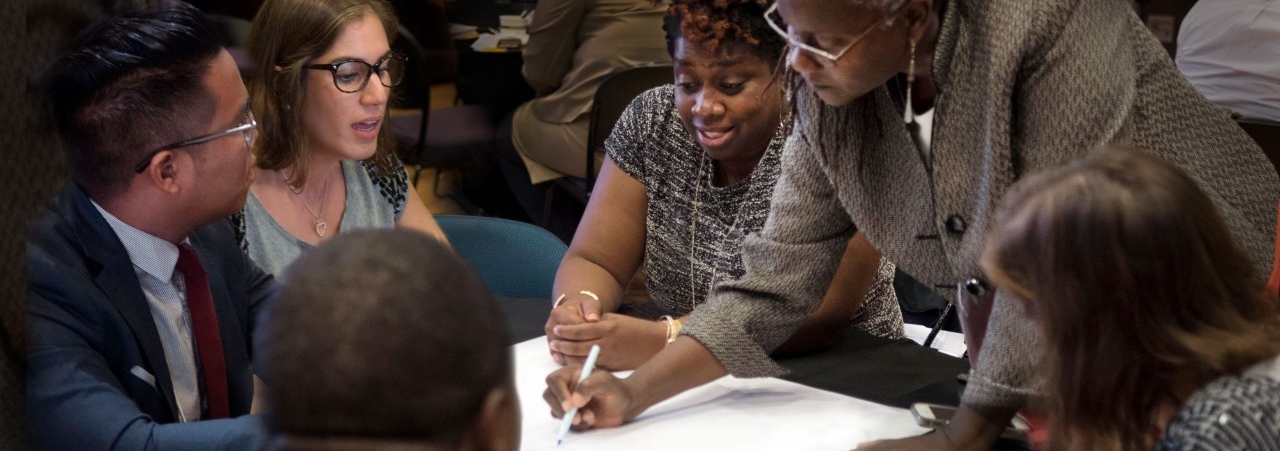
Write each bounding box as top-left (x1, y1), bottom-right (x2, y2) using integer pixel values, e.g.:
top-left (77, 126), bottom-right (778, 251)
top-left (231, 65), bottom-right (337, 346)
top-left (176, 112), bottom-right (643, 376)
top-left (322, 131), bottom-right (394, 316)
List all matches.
top-left (91, 200), bottom-right (181, 283)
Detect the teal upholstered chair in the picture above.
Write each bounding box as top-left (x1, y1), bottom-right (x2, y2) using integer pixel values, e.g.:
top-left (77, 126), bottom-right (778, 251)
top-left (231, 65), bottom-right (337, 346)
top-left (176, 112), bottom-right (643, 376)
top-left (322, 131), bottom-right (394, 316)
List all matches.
top-left (435, 215), bottom-right (567, 299)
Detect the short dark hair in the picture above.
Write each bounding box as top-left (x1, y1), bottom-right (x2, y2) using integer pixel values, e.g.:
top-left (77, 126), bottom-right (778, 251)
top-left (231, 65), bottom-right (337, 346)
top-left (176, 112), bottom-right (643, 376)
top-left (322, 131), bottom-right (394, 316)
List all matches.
top-left (267, 230), bottom-right (511, 447)
top-left (43, 1), bottom-right (224, 199)
top-left (663, 0), bottom-right (786, 65)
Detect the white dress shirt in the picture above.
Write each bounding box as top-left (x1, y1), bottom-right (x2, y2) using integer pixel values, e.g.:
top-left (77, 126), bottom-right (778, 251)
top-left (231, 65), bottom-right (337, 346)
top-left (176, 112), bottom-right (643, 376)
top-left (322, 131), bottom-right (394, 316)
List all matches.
top-left (92, 202), bottom-right (202, 422)
top-left (1176, 0), bottom-right (1280, 124)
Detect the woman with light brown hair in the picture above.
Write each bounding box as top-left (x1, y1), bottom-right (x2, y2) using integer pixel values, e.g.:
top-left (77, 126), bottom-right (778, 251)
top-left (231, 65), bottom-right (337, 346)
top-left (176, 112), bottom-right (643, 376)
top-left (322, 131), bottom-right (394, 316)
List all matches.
top-left (981, 148), bottom-right (1280, 450)
top-left (238, 0), bottom-right (446, 275)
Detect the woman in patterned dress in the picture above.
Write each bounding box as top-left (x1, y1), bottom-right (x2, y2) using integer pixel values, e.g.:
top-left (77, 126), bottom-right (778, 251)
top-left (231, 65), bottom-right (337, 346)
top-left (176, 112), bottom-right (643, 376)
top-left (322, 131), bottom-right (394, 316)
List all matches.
top-left (543, 0), bottom-right (903, 372)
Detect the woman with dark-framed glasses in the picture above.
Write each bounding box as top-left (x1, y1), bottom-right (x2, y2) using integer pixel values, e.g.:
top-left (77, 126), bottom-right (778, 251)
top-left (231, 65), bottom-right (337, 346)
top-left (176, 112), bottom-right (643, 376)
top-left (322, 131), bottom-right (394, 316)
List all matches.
top-left (237, 0), bottom-right (447, 276)
top-left (541, 0), bottom-right (1279, 449)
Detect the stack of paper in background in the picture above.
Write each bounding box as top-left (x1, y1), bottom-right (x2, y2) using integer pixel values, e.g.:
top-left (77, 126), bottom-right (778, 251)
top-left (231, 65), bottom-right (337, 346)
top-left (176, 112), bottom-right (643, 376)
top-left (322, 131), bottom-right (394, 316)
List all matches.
top-left (469, 30), bottom-right (528, 52)
top-left (449, 23), bottom-right (479, 40)
top-left (470, 11), bottom-right (532, 52)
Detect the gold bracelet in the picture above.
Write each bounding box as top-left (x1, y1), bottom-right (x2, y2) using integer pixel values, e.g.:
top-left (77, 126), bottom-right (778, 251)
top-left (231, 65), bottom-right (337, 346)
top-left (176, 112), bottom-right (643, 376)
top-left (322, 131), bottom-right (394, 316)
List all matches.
top-left (659, 315), bottom-right (683, 345)
top-left (553, 290), bottom-right (600, 308)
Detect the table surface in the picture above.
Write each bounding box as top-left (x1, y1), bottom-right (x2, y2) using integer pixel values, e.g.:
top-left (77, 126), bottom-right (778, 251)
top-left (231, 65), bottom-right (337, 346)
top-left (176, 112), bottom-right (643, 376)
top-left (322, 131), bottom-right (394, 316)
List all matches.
top-left (497, 297), bottom-right (968, 408)
top-left (496, 297), bottom-right (1028, 450)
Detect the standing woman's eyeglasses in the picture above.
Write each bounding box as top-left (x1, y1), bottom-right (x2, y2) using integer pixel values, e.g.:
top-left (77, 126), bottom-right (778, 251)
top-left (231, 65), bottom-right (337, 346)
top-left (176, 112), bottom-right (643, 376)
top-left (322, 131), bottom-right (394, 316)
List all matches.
top-left (303, 54), bottom-right (407, 93)
top-left (763, 2), bottom-right (903, 66)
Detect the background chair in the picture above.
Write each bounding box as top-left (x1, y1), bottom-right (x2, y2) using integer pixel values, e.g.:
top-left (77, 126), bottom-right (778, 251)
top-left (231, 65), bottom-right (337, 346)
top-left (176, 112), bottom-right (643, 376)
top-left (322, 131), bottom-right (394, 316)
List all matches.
top-left (389, 25), bottom-right (495, 197)
top-left (548, 63), bottom-right (674, 208)
top-left (435, 215), bottom-right (568, 299)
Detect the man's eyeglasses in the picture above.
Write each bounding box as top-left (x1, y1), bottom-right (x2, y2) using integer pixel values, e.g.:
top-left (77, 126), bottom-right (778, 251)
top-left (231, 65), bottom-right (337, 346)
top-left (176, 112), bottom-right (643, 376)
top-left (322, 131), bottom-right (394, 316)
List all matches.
top-left (303, 54), bottom-right (406, 93)
top-left (764, 2), bottom-right (902, 66)
top-left (133, 110), bottom-right (257, 173)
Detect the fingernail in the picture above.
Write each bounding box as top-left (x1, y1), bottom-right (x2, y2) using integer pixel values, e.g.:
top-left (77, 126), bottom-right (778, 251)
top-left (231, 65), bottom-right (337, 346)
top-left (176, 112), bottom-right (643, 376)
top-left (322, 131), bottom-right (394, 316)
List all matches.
top-left (553, 326), bottom-right (562, 335)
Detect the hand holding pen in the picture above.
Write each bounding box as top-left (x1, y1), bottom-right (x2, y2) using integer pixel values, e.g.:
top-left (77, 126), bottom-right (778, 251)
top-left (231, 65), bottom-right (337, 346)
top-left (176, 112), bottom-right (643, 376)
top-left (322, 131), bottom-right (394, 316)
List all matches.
top-left (544, 344), bottom-right (636, 442)
top-left (555, 345), bottom-right (599, 446)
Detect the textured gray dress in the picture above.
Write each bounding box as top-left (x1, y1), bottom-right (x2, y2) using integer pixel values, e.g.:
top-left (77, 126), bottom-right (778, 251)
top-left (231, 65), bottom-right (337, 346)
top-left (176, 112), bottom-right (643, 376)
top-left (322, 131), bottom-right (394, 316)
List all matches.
top-left (607, 85), bottom-right (903, 339)
top-left (680, 0), bottom-right (1280, 417)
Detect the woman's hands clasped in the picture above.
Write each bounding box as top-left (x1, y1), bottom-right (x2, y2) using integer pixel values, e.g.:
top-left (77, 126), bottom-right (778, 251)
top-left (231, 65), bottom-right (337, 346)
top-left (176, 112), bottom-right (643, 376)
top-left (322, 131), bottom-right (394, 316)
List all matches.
top-left (544, 295), bottom-right (668, 371)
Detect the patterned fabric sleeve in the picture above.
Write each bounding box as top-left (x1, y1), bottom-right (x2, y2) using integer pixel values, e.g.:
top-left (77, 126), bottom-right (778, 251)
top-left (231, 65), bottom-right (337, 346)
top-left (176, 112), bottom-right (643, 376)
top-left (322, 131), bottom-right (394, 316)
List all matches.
top-left (1159, 375), bottom-right (1280, 451)
top-left (605, 85), bottom-right (674, 185)
top-left (361, 154), bottom-right (409, 222)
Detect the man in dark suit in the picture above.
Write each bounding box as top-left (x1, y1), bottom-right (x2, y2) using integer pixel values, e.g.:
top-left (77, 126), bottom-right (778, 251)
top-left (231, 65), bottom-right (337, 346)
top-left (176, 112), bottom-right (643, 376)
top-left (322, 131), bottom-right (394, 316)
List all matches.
top-left (26, 3), bottom-right (274, 449)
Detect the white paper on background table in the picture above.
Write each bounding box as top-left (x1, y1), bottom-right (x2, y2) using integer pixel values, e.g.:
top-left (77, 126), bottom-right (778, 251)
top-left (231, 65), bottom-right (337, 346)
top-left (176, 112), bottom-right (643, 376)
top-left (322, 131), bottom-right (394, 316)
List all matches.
top-left (512, 337), bottom-right (930, 451)
top-left (470, 29), bottom-right (529, 52)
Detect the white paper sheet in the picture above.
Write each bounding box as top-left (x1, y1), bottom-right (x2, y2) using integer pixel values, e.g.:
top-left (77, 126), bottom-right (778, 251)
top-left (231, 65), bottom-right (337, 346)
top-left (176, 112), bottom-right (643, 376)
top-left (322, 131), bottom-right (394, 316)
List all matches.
top-left (903, 324), bottom-right (968, 358)
top-left (513, 337), bottom-right (930, 451)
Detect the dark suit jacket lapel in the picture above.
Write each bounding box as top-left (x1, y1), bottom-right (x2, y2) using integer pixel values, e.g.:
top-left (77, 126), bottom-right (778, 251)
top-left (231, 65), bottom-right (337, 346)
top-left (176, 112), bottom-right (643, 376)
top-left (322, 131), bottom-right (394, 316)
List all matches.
top-left (61, 185), bottom-right (181, 419)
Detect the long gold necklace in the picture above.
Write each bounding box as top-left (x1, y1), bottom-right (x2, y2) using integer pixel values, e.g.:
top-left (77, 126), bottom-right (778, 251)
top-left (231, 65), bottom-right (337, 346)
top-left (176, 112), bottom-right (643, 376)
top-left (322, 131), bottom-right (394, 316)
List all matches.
top-left (282, 167), bottom-right (335, 238)
top-left (687, 154), bottom-right (753, 311)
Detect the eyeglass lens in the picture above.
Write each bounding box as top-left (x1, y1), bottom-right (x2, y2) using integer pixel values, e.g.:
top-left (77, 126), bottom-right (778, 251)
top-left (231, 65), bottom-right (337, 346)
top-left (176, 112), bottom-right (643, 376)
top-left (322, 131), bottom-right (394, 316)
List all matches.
top-left (242, 112), bottom-right (258, 149)
top-left (333, 57), bottom-right (404, 93)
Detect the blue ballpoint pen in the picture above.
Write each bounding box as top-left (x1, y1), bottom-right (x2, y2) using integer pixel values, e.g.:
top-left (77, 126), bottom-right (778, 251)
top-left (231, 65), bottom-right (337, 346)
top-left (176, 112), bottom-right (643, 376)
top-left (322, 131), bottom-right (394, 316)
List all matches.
top-left (555, 344), bottom-right (601, 446)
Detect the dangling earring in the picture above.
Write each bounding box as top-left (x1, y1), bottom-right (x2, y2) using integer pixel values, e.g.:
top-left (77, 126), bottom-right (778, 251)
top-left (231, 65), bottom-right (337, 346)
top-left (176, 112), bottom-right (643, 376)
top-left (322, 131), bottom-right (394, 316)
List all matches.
top-left (904, 38), bottom-right (917, 126)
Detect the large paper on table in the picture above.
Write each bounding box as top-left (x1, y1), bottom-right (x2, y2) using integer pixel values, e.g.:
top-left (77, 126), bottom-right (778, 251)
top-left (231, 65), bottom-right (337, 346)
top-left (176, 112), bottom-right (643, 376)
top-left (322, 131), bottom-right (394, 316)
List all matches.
top-left (513, 337), bottom-right (930, 451)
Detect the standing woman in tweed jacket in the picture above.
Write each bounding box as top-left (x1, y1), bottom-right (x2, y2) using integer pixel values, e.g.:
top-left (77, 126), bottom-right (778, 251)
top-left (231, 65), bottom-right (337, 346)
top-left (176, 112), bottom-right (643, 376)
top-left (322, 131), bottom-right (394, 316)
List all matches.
top-left (543, 0), bottom-right (1280, 447)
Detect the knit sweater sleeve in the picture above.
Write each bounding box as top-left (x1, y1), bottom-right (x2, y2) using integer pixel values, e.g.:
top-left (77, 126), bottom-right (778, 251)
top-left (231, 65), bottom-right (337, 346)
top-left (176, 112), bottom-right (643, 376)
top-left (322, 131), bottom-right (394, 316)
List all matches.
top-left (681, 96), bottom-right (855, 378)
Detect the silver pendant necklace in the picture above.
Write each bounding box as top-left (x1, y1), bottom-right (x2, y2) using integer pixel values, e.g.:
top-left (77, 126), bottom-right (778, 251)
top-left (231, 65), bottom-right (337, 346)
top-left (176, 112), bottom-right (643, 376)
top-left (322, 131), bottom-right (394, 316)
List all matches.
top-left (687, 154), bottom-right (753, 310)
top-left (282, 167), bottom-right (335, 238)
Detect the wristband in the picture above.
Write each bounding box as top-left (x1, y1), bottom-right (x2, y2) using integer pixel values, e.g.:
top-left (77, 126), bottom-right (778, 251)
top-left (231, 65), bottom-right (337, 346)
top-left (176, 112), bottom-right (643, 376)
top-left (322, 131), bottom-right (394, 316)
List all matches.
top-left (659, 315), bottom-right (683, 345)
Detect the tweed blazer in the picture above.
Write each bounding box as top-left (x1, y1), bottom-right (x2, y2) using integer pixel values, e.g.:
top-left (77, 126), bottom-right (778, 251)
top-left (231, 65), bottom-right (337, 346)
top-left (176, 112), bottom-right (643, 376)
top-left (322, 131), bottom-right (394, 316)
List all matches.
top-left (681, 0), bottom-right (1280, 414)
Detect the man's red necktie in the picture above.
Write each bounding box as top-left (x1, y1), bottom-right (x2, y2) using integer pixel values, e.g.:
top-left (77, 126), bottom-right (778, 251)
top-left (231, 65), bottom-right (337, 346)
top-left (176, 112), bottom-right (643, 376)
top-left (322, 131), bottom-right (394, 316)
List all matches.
top-left (176, 243), bottom-right (230, 419)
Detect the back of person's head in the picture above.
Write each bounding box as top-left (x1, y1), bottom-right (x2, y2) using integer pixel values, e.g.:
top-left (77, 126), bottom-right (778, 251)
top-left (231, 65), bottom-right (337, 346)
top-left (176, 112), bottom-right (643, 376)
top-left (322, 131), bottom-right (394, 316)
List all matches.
top-left (981, 147), bottom-right (1280, 451)
top-left (267, 229), bottom-right (519, 451)
top-left (43, 0), bottom-right (224, 200)
top-left (245, 0), bottom-right (399, 188)
top-left (663, 0), bottom-right (786, 65)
